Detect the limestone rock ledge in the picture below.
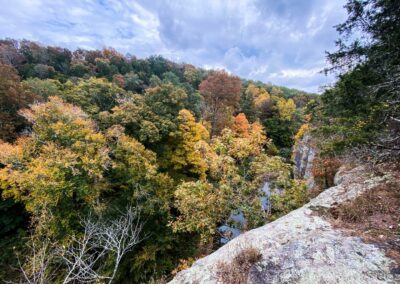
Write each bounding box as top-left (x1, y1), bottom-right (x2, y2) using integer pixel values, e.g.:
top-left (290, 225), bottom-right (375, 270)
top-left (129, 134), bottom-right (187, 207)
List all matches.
top-left (170, 166), bottom-right (399, 284)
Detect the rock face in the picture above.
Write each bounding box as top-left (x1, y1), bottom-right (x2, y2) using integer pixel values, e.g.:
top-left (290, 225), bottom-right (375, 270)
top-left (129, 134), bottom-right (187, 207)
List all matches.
top-left (170, 166), bottom-right (399, 284)
top-left (292, 134), bottom-right (315, 189)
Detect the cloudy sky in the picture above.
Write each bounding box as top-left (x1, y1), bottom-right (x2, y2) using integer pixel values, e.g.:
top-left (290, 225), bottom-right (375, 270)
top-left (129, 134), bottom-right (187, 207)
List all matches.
top-left (0, 0), bottom-right (347, 93)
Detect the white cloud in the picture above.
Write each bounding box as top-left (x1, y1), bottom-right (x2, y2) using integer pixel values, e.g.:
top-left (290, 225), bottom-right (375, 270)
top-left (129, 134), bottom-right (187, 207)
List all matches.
top-left (0, 0), bottom-right (348, 92)
top-left (270, 68), bottom-right (322, 79)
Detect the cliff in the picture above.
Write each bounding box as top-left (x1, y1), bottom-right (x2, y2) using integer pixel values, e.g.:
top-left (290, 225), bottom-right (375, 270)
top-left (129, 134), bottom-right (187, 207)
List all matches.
top-left (292, 133), bottom-right (315, 189)
top-left (170, 165), bottom-right (399, 283)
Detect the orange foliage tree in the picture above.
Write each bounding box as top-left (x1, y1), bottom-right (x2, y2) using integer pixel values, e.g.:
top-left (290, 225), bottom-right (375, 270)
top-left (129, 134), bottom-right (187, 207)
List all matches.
top-left (233, 113), bottom-right (250, 137)
top-left (311, 158), bottom-right (341, 189)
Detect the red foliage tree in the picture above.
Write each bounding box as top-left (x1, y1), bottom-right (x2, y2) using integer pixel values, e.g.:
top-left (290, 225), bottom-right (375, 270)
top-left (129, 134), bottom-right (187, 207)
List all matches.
top-left (199, 70), bottom-right (241, 135)
top-left (0, 64), bottom-right (37, 141)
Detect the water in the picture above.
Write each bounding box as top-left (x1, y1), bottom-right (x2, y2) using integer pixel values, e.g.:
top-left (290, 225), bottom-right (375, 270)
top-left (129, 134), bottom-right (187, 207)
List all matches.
top-left (219, 181), bottom-right (271, 244)
top-left (260, 181), bottom-right (271, 211)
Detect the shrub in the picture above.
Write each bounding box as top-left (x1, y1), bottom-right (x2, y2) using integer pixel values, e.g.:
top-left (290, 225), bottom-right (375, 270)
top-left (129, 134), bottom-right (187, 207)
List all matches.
top-left (216, 246), bottom-right (262, 284)
top-left (311, 158), bottom-right (341, 190)
top-left (333, 182), bottom-right (398, 223)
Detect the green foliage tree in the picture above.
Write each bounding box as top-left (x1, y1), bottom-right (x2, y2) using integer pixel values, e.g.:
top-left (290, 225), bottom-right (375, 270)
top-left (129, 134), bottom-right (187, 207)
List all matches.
top-left (124, 71), bottom-right (144, 92)
top-left (95, 58), bottom-right (117, 79)
top-left (149, 74), bottom-right (162, 87)
top-left (320, 0), bottom-right (400, 159)
top-left (61, 77), bottom-right (126, 117)
top-left (32, 64), bottom-right (56, 79)
top-left (183, 65), bottom-right (201, 88)
top-left (22, 78), bottom-right (63, 100)
top-left (69, 61), bottom-right (90, 77)
top-left (104, 83), bottom-right (187, 144)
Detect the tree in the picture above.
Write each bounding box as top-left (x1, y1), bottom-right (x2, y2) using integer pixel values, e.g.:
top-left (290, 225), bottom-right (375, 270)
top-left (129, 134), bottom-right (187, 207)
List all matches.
top-left (322, 0), bottom-right (400, 159)
top-left (104, 84), bottom-right (187, 144)
top-left (183, 65), bottom-right (201, 88)
top-left (169, 109), bottom-right (210, 179)
top-left (69, 62), bottom-right (89, 77)
top-left (95, 58), bottom-right (118, 79)
top-left (240, 84), bottom-right (272, 123)
top-left (15, 207), bottom-right (143, 284)
top-left (60, 207), bottom-right (143, 284)
top-left (270, 86), bottom-right (283, 97)
top-left (45, 46), bottom-right (72, 74)
top-left (277, 98), bottom-right (296, 120)
top-left (106, 125), bottom-right (174, 213)
top-left (326, 0), bottom-right (400, 74)
top-left (147, 56), bottom-right (172, 77)
top-left (162, 71), bottom-right (180, 85)
top-left (0, 39), bottom-right (25, 67)
top-left (213, 119), bottom-right (267, 163)
top-left (199, 71), bottom-right (241, 136)
top-left (240, 88), bottom-right (256, 122)
top-left (32, 64), bottom-right (56, 79)
top-left (0, 64), bottom-right (37, 141)
top-left (124, 72), bottom-right (144, 93)
top-left (61, 77), bottom-right (126, 117)
top-left (112, 74), bottom-right (126, 88)
top-left (0, 97), bottom-right (110, 237)
top-left (233, 113), bottom-right (250, 137)
top-left (19, 40), bottom-right (48, 66)
top-left (245, 84), bottom-right (270, 111)
top-left (172, 180), bottom-right (230, 242)
top-left (149, 75), bottom-right (161, 87)
top-left (22, 78), bottom-right (63, 100)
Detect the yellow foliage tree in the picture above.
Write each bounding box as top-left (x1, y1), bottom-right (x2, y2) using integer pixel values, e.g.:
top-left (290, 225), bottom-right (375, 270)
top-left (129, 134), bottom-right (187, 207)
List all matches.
top-left (245, 84), bottom-right (271, 110)
top-left (0, 97), bottom-right (110, 236)
top-left (277, 98), bottom-right (296, 120)
top-left (170, 109), bottom-right (211, 179)
top-left (171, 180), bottom-right (230, 242)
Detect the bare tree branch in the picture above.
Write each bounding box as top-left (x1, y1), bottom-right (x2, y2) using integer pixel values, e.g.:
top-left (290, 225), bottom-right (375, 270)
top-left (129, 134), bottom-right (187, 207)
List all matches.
top-left (12, 206), bottom-right (143, 284)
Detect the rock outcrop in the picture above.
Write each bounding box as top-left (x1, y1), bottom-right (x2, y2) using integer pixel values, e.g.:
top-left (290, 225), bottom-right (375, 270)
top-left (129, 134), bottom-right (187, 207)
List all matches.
top-left (170, 165), bottom-right (399, 284)
top-left (292, 134), bottom-right (315, 189)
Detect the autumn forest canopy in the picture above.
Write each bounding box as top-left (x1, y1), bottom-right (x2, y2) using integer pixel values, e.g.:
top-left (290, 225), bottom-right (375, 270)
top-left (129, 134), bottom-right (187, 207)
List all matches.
top-left (0, 0), bottom-right (399, 283)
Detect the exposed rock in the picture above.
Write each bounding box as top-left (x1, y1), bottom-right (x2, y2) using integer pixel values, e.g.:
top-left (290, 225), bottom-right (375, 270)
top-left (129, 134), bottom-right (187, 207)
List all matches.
top-left (293, 134), bottom-right (315, 189)
top-left (170, 165), bottom-right (399, 284)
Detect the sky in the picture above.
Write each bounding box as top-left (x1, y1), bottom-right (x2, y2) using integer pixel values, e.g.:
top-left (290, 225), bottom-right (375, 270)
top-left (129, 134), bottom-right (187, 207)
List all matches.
top-left (0, 0), bottom-right (348, 93)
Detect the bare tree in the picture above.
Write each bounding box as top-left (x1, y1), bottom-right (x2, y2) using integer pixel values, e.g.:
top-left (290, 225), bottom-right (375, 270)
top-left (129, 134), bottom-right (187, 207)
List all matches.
top-left (13, 206), bottom-right (143, 284)
top-left (61, 207), bottom-right (143, 284)
top-left (12, 236), bottom-right (58, 284)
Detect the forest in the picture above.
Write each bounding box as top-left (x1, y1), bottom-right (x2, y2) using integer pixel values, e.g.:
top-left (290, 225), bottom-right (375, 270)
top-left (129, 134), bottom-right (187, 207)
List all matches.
top-left (0, 0), bottom-right (399, 283)
top-left (0, 37), bottom-right (316, 283)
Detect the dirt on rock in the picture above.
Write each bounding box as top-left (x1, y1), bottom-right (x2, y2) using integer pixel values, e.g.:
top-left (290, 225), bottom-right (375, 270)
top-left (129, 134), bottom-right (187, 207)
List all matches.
top-left (325, 168), bottom-right (400, 271)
